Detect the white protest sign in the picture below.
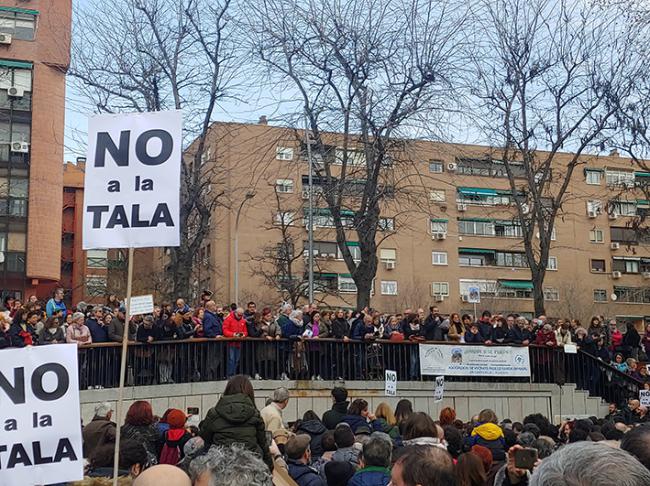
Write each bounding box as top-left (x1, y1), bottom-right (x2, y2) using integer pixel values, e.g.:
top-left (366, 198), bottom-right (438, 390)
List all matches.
top-left (640, 390), bottom-right (650, 407)
top-left (434, 376), bottom-right (445, 402)
top-left (563, 344), bottom-right (577, 354)
top-left (467, 286), bottom-right (481, 304)
top-left (385, 370), bottom-right (397, 396)
top-left (83, 110), bottom-right (182, 249)
top-left (0, 345), bottom-right (83, 486)
top-left (129, 294), bottom-right (155, 317)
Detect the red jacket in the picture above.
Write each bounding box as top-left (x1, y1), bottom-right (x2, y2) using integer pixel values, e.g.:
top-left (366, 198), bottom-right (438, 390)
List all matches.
top-left (223, 311), bottom-right (248, 347)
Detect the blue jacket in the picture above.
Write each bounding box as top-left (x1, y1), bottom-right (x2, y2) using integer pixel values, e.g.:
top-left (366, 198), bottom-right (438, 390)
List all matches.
top-left (341, 415), bottom-right (382, 434)
top-left (349, 467), bottom-right (391, 486)
top-left (86, 318), bottom-right (109, 343)
top-left (505, 326), bottom-right (528, 344)
top-left (280, 315), bottom-right (303, 339)
top-left (352, 323), bottom-right (373, 340)
top-left (478, 322), bottom-right (493, 341)
top-left (287, 460), bottom-right (326, 486)
top-left (464, 331), bottom-right (485, 343)
top-left (203, 310), bottom-right (223, 338)
top-left (46, 298), bottom-right (67, 318)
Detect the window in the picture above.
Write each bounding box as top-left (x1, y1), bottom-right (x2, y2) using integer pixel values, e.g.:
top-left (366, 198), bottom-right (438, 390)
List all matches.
top-left (495, 251), bottom-right (527, 267)
top-left (381, 280), bottom-right (398, 295)
top-left (587, 200), bottom-right (603, 214)
top-left (606, 169), bottom-right (635, 187)
top-left (275, 179), bottom-right (294, 193)
top-left (338, 276), bottom-right (357, 293)
top-left (87, 249), bottom-right (108, 268)
top-left (305, 241), bottom-right (338, 258)
top-left (431, 282), bottom-right (450, 296)
top-left (430, 220), bottom-right (448, 234)
top-left (429, 189), bottom-right (446, 202)
top-left (456, 158), bottom-right (526, 178)
top-left (0, 8), bottom-right (37, 41)
top-left (335, 148), bottom-right (365, 166)
top-left (613, 258), bottom-right (640, 274)
top-left (614, 286), bottom-right (650, 303)
top-left (274, 211), bottom-right (295, 226)
top-left (459, 279), bottom-right (497, 296)
top-left (589, 229), bottom-right (604, 243)
top-left (458, 220), bottom-right (494, 236)
top-left (496, 221), bottom-right (523, 238)
top-left (86, 275), bottom-right (108, 296)
top-left (593, 289), bottom-right (608, 302)
top-left (456, 189), bottom-right (512, 207)
top-left (380, 248), bottom-right (396, 262)
top-left (547, 256), bottom-right (558, 271)
top-left (591, 259), bottom-right (606, 273)
top-left (338, 244), bottom-right (361, 262)
top-left (544, 288), bottom-right (560, 301)
top-left (609, 200), bottom-right (637, 217)
top-left (610, 226), bottom-right (640, 245)
top-left (276, 147), bottom-right (294, 161)
top-left (432, 251), bottom-right (448, 265)
top-left (459, 255), bottom-right (485, 266)
top-left (305, 208), bottom-right (355, 228)
top-left (429, 160), bottom-right (444, 173)
top-left (379, 217), bottom-right (395, 231)
top-left (585, 170), bottom-right (602, 185)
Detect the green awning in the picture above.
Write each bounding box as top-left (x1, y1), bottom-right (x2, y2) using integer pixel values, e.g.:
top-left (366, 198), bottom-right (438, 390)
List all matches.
top-left (315, 273), bottom-right (337, 278)
top-left (494, 219), bottom-right (519, 225)
top-left (585, 168), bottom-right (604, 174)
top-left (637, 199), bottom-right (650, 207)
top-left (635, 172), bottom-right (650, 178)
top-left (459, 217), bottom-right (493, 223)
top-left (430, 218), bottom-right (448, 223)
top-left (0, 59), bottom-right (32, 69)
top-left (458, 187), bottom-right (497, 196)
top-left (339, 273), bottom-right (352, 278)
top-left (304, 208), bottom-right (355, 217)
top-left (346, 242), bottom-right (359, 247)
top-left (496, 189), bottom-right (515, 196)
top-left (0, 6), bottom-right (38, 15)
top-left (459, 248), bottom-right (495, 255)
top-left (499, 280), bottom-right (533, 289)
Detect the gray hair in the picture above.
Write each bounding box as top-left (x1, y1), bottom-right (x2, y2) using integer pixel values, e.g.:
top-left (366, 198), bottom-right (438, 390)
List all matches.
top-left (530, 442), bottom-right (650, 486)
top-left (72, 311), bottom-right (85, 322)
top-left (94, 402), bottom-right (112, 417)
top-left (189, 444), bottom-right (272, 486)
top-left (281, 303), bottom-right (293, 314)
top-left (290, 310), bottom-right (303, 322)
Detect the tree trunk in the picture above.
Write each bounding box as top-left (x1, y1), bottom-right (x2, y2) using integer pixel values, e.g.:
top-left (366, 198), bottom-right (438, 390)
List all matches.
top-left (532, 272), bottom-right (546, 317)
top-left (355, 276), bottom-right (373, 310)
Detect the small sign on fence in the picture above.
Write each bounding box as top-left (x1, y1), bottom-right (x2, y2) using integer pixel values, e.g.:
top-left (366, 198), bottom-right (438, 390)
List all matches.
top-left (129, 294), bottom-right (154, 317)
top-left (385, 370), bottom-right (397, 396)
top-left (640, 390), bottom-right (650, 407)
top-left (434, 376), bottom-right (445, 402)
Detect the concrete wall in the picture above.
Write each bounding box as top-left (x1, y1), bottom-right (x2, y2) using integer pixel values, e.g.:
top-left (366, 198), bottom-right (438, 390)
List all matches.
top-left (79, 380), bottom-right (608, 426)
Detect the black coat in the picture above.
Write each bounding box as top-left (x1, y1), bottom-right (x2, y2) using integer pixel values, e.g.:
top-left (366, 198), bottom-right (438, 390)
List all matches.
top-left (322, 401), bottom-right (349, 430)
top-left (331, 318), bottom-right (350, 339)
top-left (422, 315), bottom-right (444, 341)
top-left (296, 419), bottom-right (327, 458)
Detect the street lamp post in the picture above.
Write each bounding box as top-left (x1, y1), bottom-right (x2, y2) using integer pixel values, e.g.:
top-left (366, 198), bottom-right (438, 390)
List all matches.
top-left (304, 115), bottom-right (315, 304)
top-left (234, 190), bottom-right (255, 305)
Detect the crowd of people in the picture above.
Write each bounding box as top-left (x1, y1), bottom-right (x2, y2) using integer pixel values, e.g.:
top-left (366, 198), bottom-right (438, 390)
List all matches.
top-left (65, 378), bottom-right (650, 486)
top-left (1, 289), bottom-right (649, 387)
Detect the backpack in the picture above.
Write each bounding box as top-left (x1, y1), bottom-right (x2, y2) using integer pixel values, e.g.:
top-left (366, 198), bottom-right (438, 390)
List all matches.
top-left (159, 430), bottom-right (183, 465)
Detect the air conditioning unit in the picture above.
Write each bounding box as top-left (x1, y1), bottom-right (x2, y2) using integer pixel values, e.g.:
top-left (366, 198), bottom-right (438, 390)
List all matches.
top-left (609, 213), bottom-right (618, 220)
top-left (301, 190), bottom-right (310, 200)
top-left (8, 86), bottom-right (24, 98)
top-left (612, 271), bottom-right (622, 279)
top-left (384, 260), bottom-right (395, 270)
top-left (587, 210), bottom-right (597, 219)
top-left (643, 272), bottom-right (650, 279)
top-left (461, 295), bottom-right (469, 302)
top-left (457, 203), bottom-right (467, 212)
top-left (11, 141), bottom-right (28, 153)
top-left (0, 34), bottom-right (12, 45)
top-left (434, 294), bottom-right (445, 302)
top-left (625, 181), bottom-right (636, 188)
top-left (447, 162), bottom-right (457, 171)
top-left (327, 253), bottom-right (336, 259)
top-left (432, 232), bottom-right (447, 240)
top-left (610, 242), bottom-right (620, 250)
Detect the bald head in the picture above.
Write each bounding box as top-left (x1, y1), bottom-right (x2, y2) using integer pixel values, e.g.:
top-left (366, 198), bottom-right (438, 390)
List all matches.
top-left (133, 465), bottom-right (191, 486)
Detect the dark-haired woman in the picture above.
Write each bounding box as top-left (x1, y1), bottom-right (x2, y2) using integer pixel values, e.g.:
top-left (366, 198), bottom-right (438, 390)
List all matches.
top-left (121, 400), bottom-right (161, 466)
top-left (199, 374), bottom-right (273, 469)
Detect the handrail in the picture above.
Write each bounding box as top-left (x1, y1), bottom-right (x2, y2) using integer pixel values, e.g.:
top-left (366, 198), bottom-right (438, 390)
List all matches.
top-left (579, 348), bottom-right (644, 387)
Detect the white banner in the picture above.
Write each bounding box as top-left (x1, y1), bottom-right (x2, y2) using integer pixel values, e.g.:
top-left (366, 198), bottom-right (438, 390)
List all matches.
top-left (0, 345), bottom-right (83, 486)
top-left (419, 344), bottom-right (531, 377)
top-left (640, 390), bottom-right (650, 407)
top-left (434, 376), bottom-right (444, 402)
top-left (129, 294), bottom-right (155, 317)
top-left (83, 110), bottom-right (182, 249)
top-left (385, 370), bottom-right (397, 396)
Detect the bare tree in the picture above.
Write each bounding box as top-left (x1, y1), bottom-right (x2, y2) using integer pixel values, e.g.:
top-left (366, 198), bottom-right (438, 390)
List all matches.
top-left (71, 0), bottom-right (239, 298)
top-left (467, 0), bottom-right (642, 315)
top-left (246, 0), bottom-right (465, 308)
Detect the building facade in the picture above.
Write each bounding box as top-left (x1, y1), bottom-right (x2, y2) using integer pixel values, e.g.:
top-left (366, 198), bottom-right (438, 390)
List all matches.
top-left (198, 121), bottom-right (650, 328)
top-left (0, 1), bottom-right (71, 301)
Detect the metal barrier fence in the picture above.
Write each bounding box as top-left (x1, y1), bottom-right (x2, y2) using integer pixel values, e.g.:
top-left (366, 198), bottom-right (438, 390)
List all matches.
top-left (76, 338), bottom-right (643, 406)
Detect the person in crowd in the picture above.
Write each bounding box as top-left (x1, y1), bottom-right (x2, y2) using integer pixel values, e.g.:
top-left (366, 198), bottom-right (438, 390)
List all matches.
top-left (374, 402), bottom-right (400, 439)
top-left (608, 319), bottom-right (623, 352)
top-left (395, 399), bottom-right (414, 434)
top-left (137, 315), bottom-right (159, 343)
top-left (199, 374), bottom-right (273, 469)
top-left (303, 310), bottom-right (328, 380)
top-left (535, 324), bottom-right (557, 348)
top-left (67, 311), bottom-right (93, 345)
top-left (390, 445), bottom-right (456, 486)
top-left (86, 306), bottom-right (109, 343)
top-left (341, 398), bottom-right (381, 434)
top-left (349, 435), bottom-right (391, 486)
top-left (612, 352), bottom-right (629, 373)
top-left (555, 322), bottom-right (573, 346)
top-left (46, 287), bottom-right (67, 318)
top-left (132, 464), bottom-right (191, 486)
top-left (257, 307), bottom-right (282, 379)
top-left (575, 326), bottom-right (597, 356)
top-left (159, 409), bottom-right (191, 465)
top-left (465, 322), bottom-right (485, 344)
top-left (528, 441), bottom-right (650, 485)
top-left (79, 438), bottom-right (148, 483)
top-left (422, 306), bottom-right (444, 341)
top-left (0, 313), bottom-right (10, 348)
top-left (295, 410), bottom-right (328, 459)
top-left (621, 424), bottom-right (650, 471)
top-left (468, 409), bottom-right (506, 462)
top-left (323, 386), bottom-right (350, 430)
top-left (439, 407), bottom-right (457, 427)
top-left (9, 310), bottom-right (37, 347)
top-left (456, 452), bottom-right (487, 486)
top-left (108, 305), bottom-right (137, 342)
top-left (506, 317), bottom-right (531, 345)
top-left (285, 434), bottom-right (325, 486)
top-left (492, 317), bottom-right (508, 344)
top-left (447, 313), bottom-right (464, 342)
top-left (244, 301), bottom-right (257, 325)
top-left (223, 307), bottom-right (249, 377)
top-left (202, 301), bottom-right (223, 338)
top-left (324, 461), bottom-right (356, 486)
top-left (173, 298), bottom-right (190, 315)
top-left (121, 400), bottom-right (162, 465)
top-left (192, 307), bottom-right (205, 337)
top-left (332, 423), bottom-right (361, 466)
top-left (189, 443), bottom-right (273, 486)
top-left (477, 311), bottom-right (494, 344)
top-left (331, 308), bottom-right (350, 339)
top-left (401, 412), bottom-right (446, 449)
top-left (82, 402), bottom-right (116, 458)
top-left (38, 316), bottom-right (65, 345)
top-left (106, 294), bottom-right (121, 311)
top-left (260, 386), bottom-right (290, 433)
top-left (622, 322), bottom-right (642, 359)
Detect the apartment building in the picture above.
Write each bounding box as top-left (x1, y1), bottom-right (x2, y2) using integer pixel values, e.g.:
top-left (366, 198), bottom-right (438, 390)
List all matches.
top-left (0, 1), bottom-right (71, 301)
top-left (198, 120), bottom-right (650, 329)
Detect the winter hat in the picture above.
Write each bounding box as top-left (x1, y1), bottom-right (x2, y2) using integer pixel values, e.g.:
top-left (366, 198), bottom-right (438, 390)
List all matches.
top-left (324, 461), bottom-right (356, 486)
top-left (166, 409), bottom-right (187, 429)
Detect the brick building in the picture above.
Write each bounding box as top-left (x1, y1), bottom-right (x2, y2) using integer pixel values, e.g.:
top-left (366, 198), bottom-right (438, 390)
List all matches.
top-left (0, 1), bottom-right (71, 301)
top-left (195, 120), bottom-right (650, 329)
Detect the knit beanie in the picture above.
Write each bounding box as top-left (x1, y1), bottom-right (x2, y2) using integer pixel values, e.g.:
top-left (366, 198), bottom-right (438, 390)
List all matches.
top-left (166, 409), bottom-right (187, 429)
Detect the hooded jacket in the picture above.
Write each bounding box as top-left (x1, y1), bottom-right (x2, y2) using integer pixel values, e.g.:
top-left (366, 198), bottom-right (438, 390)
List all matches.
top-left (470, 422), bottom-right (506, 461)
top-left (287, 459), bottom-right (326, 486)
top-left (296, 419), bottom-right (327, 458)
top-left (348, 466), bottom-right (391, 486)
top-left (199, 393), bottom-right (273, 469)
top-left (322, 401), bottom-right (349, 430)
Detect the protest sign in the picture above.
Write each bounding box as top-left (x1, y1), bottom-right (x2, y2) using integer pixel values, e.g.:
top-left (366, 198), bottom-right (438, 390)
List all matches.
top-left (420, 344), bottom-right (531, 377)
top-left (385, 370), bottom-right (397, 396)
top-left (563, 344), bottom-right (577, 354)
top-left (83, 110), bottom-right (182, 249)
top-left (434, 376), bottom-right (445, 402)
top-left (467, 286), bottom-right (481, 304)
top-left (0, 345), bottom-right (83, 486)
top-left (129, 294), bottom-right (155, 317)
top-left (640, 390), bottom-right (650, 407)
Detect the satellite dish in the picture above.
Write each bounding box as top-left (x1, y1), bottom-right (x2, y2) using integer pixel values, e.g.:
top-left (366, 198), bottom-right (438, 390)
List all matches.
top-left (611, 294), bottom-right (618, 301)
